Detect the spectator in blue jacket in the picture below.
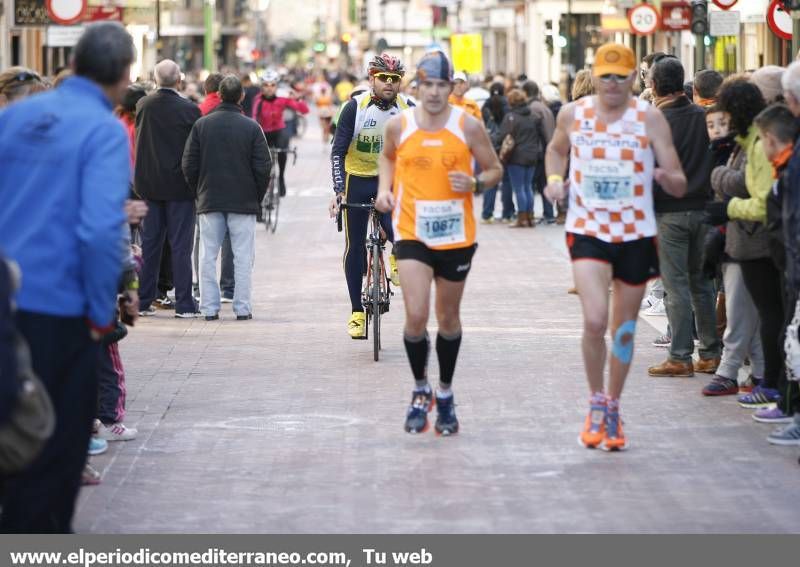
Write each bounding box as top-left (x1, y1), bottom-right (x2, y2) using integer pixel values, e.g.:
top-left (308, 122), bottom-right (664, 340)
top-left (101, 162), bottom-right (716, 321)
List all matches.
top-left (0, 21), bottom-right (135, 533)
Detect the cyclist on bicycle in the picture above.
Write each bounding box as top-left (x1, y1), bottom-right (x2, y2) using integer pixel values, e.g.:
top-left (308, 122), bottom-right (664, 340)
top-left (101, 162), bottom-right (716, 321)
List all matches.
top-left (252, 70), bottom-right (309, 196)
top-left (329, 54), bottom-right (413, 339)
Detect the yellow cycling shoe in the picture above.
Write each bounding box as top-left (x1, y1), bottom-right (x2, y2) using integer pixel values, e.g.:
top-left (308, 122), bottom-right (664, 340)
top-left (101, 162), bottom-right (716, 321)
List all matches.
top-left (389, 254), bottom-right (400, 287)
top-left (347, 311), bottom-right (367, 339)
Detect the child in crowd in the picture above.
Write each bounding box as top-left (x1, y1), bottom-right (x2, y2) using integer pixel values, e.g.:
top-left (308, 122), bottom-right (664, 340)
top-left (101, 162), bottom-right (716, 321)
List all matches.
top-left (702, 104), bottom-right (765, 397)
top-left (755, 104), bottom-right (800, 443)
top-left (707, 105), bottom-right (736, 167)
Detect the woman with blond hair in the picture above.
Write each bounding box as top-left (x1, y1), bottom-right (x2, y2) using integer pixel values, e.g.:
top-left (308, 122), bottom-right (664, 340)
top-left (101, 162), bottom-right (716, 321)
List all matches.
top-left (0, 67), bottom-right (47, 107)
top-left (571, 69), bottom-right (594, 101)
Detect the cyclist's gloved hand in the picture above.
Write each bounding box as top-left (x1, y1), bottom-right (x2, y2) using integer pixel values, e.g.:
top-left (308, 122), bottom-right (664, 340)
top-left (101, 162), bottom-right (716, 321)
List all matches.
top-left (329, 192), bottom-right (343, 219)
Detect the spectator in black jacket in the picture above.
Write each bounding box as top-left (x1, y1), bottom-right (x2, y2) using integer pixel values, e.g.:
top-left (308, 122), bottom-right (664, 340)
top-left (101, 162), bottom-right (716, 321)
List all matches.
top-left (135, 59), bottom-right (201, 318)
top-left (647, 56), bottom-right (722, 378)
top-left (182, 75), bottom-right (270, 321)
top-left (480, 83), bottom-right (514, 222)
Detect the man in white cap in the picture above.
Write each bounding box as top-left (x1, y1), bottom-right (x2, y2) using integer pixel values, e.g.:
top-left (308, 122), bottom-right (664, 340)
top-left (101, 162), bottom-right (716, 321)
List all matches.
top-left (448, 71), bottom-right (482, 120)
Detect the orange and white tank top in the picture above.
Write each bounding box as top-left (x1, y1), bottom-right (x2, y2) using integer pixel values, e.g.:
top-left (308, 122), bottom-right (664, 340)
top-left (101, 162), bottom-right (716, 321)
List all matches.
top-left (566, 96), bottom-right (656, 243)
top-left (392, 107), bottom-right (476, 251)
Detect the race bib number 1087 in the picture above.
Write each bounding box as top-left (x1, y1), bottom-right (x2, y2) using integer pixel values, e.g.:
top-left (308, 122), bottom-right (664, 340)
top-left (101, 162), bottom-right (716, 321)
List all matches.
top-left (415, 200), bottom-right (466, 247)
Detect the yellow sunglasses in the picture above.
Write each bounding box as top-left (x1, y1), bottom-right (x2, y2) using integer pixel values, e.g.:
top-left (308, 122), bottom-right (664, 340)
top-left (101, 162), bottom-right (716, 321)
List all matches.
top-left (374, 73), bottom-right (401, 84)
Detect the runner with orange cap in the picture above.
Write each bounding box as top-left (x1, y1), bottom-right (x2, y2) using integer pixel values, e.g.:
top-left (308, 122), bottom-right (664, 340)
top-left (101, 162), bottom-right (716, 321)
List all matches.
top-left (544, 43), bottom-right (687, 451)
top-left (376, 51), bottom-right (503, 436)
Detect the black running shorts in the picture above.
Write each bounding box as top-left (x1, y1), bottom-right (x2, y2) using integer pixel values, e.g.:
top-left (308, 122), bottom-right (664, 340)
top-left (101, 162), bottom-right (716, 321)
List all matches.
top-left (394, 240), bottom-right (477, 282)
top-left (566, 232), bottom-right (659, 286)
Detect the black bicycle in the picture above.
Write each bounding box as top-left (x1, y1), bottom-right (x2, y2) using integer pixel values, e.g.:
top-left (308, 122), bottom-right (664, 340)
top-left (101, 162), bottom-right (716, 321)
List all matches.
top-left (337, 200), bottom-right (392, 361)
top-left (261, 146), bottom-right (297, 234)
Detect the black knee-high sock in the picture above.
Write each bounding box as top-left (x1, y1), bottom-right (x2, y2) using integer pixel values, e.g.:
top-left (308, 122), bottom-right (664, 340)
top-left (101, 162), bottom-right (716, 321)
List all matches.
top-left (436, 331), bottom-right (462, 388)
top-left (278, 152), bottom-right (287, 181)
top-left (403, 332), bottom-right (429, 387)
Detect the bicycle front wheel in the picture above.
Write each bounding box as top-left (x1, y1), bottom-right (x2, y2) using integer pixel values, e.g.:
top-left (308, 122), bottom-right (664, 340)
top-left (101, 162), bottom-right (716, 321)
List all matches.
top-left (270, 190), bottom-right (280, 234)
top-left (263, 179), bottom-right (275, 232)
top-left (372, 246), bottom-right (382, 361)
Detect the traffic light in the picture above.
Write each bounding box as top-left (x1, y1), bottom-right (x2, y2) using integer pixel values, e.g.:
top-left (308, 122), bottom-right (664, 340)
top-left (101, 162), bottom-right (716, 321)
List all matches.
top-left (359, 2), bottom-right (368, 31)
top-left (234, 0), bottom-right (247, 19)
top-left (690, 0), bottom-right (708, 35)
top-left (432, 6), bottom-right (448, 27)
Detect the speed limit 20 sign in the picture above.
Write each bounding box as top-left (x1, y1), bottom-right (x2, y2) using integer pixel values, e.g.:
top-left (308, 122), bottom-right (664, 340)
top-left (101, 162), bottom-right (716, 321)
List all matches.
top-left (628, 4), bottom-right (661, 36)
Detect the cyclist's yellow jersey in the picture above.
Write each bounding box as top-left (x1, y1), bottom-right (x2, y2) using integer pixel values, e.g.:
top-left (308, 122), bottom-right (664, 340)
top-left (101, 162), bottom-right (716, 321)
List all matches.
top-left (344, 92), bottom-right (412, 177)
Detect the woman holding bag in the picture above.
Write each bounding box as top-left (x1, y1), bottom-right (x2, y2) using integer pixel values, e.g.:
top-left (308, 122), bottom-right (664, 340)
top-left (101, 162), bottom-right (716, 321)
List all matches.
top-left (499, 89), bottom-right (546, 228)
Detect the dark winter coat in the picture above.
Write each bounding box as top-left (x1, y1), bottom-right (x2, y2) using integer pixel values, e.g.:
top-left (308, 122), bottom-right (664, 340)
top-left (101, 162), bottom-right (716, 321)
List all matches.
top-left (182, 103), bottom-right (271, 215)
top-left (499, 104), bottom-right (546, 166)
top-left (653, 95), bottom-right (713, 213)
top-left (134, 88), bottom-right (201, 201)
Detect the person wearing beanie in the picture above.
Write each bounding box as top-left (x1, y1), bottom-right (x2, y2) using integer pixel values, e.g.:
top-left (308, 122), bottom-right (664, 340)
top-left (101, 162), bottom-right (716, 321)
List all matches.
top-left (751, 65), bottom-right (786, 105)
top-left (375, 51), bottom-right (503, 436)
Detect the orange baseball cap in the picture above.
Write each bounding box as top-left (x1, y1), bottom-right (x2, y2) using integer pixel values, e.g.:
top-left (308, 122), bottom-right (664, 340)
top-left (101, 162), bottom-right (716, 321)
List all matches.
top-left (593, 43), bottom-right (636, 78)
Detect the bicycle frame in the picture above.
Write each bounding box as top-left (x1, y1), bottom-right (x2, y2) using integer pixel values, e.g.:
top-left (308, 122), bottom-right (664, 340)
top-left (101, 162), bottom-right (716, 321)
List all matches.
top-left (337, 200), bottom-right (393, 360)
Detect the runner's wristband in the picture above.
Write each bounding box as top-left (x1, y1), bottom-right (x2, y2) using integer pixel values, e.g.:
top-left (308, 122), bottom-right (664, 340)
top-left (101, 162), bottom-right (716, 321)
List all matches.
top-left (472, 177), bottom-right (484, 195)
top-left (547, 175), bottom-right (564, 184)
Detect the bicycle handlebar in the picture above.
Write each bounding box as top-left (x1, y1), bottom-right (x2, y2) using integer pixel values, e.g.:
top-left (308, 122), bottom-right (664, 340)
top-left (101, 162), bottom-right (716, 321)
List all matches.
top-left (336, 200), bottom-right (377, 233)
top-left (273, 146), bottom-right (298, 166)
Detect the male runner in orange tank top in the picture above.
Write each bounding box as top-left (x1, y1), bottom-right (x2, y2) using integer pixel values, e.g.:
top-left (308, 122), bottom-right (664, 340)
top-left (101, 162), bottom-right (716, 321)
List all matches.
top-left (545, 43), bottom-right (687, 451)
top-left (376, 51), bottom-right (503, 435)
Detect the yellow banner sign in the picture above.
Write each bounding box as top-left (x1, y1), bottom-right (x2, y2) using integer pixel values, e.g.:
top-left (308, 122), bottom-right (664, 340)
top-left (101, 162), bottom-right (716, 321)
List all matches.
top-left (450, 34), bottom-right (483, 75)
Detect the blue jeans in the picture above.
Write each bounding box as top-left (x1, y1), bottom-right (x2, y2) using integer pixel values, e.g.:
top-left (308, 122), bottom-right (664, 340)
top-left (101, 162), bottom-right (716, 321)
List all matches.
top-left (507, 164), bottom-right (535, 214)
top-left (656, 211), bottom-right (721, 363)
top-left (199, 212), bottom-right (256, 317)
top-left (481, 169), bottom-right (515, 220)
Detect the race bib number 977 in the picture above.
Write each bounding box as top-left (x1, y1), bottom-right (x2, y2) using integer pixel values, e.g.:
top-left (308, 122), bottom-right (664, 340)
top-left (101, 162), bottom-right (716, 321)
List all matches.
top-left (415, 200), bottom-right (466, 247)
top-left (581, 159), bottom-right (635, 210)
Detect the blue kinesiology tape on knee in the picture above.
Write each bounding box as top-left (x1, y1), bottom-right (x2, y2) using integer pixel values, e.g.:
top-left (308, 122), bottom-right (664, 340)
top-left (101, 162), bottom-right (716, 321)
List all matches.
top-left (611, 320), bottom-right (637, 364)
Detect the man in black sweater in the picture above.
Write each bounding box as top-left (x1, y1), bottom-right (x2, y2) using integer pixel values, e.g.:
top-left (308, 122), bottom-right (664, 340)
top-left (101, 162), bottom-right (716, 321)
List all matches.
top-left (182, 75), bottom-right (270, 321)
top-left (647, 57), bottom-right (722, 378)
top-left (135, 59), bottom-right (201, 318)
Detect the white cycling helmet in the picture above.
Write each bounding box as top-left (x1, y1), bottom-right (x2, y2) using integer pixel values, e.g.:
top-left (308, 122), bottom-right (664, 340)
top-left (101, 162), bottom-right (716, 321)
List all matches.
top-left (261, 70), bottom-right (280, 85)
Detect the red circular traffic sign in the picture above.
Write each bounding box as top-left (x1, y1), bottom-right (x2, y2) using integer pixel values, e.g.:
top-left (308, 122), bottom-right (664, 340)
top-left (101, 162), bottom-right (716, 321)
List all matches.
top-left (767, 0), bottom-right (792, 41)
top-left (628, 4), bottom-right (661, 36)
top-left (712, 0), bottom-right (738, 9)
top-left (46, 0), bottom-right (87, 26)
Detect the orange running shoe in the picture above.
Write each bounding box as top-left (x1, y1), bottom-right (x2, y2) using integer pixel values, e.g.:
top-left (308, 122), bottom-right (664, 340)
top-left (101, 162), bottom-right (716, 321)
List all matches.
top-left (602, 410), bottom-right (628, 451)
top-left (579, 400), bottom-right (606, 448)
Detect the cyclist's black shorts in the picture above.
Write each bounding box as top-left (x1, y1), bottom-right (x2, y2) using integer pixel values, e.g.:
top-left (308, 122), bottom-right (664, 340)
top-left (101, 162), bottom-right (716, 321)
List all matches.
top-left (394, 240), bottom-right (478, 282)
top-left (265, 129), bottom-right (289, 149)
top-left (566, 232), bottom-right (659, 286)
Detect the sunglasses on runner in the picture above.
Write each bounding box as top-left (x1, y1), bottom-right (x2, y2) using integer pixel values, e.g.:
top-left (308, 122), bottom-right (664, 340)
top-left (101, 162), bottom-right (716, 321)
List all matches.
top-left (599, 73), bottom-right (632, 84)
top-left (374, 73), bottom-right (401, 84)
top-left (15, 71), bottom-right (40, 82)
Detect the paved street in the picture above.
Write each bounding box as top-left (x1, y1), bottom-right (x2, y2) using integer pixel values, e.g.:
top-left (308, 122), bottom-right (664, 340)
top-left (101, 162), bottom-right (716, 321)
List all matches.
top-left (76, 123), bottom-right (800, 534)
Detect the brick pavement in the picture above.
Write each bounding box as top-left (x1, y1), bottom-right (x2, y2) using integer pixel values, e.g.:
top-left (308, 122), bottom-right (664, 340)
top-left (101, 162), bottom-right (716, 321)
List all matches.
top-left (75, 124), bottom-right (800, 534)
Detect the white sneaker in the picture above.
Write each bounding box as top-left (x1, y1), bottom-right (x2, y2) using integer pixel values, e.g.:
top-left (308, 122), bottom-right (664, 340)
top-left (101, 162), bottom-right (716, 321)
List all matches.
top-left (640, 294), bottom-right (657, 310)
top-left (220, 297), bottom-right (233, 304)
top-left (174, 311), bottom-right (200, 319)
top-left (96, 421), bottom-right (138, 442)
top-left (644, 298), bottom-right (667, 316)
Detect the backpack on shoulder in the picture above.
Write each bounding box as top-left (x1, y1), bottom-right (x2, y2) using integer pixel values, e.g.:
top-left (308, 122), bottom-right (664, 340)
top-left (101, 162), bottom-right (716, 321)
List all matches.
top-left (0, 256), bottom-right (55, 475)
